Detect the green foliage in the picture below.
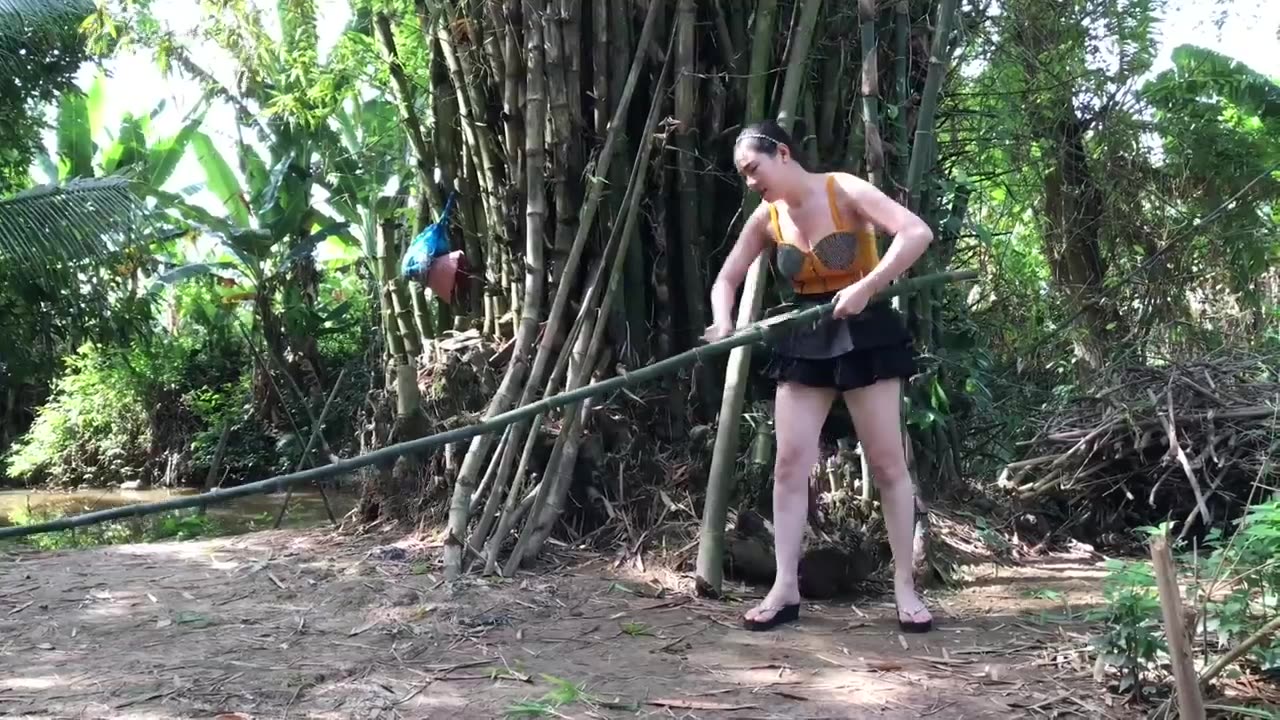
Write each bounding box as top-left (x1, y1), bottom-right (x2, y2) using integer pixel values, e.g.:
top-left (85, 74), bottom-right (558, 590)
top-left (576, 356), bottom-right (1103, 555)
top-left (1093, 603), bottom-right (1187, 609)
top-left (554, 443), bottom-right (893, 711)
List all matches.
top-left (504, 675), bottom-right (627, 719)
top-left (0, 0), bottom-right (94, 195)
top-left (4, 340), bottom-right (185, 486)
top-left (1141, 45), bottom-right (1280, 322)
top-left (1089, 558), bottom-right (1167, 693)
top-left (1090, 502), bottom-right (1280, 698)
top-left (1197, 500), bottom-right (1280, 671)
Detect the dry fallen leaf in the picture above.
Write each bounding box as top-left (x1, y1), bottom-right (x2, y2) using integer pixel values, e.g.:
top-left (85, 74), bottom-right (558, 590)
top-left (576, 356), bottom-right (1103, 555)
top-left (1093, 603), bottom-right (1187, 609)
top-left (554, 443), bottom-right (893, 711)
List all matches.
top-left (214, 713), bottom-right (253, 720)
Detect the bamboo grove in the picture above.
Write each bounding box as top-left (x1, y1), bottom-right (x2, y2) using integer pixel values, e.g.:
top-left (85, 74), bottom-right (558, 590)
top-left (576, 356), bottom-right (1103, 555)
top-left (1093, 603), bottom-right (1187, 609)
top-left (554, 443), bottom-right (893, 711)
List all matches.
top-left (345, 0), bottom-right (973, 581)
top-left (22, 0), bottom-right (975, 581)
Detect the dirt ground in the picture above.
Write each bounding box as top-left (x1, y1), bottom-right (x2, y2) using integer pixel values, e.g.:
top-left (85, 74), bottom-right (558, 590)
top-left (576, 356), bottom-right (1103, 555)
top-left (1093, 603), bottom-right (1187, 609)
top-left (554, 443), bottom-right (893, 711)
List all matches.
top-left (0, 528), bottom-right (1139, 719)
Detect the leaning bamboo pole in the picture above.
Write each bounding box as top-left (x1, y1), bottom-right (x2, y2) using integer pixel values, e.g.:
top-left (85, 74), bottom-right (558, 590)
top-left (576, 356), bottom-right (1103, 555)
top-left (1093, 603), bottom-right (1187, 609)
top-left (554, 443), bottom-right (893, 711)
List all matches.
top-left (694, 0), bottom-right (824, 599)
top-left (0, 271), bottom-right (976, 541)
top-left (440, 0), bottom-right (549, 581)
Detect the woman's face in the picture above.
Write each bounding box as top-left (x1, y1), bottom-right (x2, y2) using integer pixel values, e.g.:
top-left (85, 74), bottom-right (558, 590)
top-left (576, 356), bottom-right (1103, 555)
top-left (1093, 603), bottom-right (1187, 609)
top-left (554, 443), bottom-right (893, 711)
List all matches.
top-left (734, 143), bottom-right (788, 203)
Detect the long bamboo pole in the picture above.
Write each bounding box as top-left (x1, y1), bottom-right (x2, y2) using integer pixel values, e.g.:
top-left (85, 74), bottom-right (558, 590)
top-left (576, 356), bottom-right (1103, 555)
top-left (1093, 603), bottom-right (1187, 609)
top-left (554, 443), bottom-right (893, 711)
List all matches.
top-left (0, 271), bottom-right (976, 542)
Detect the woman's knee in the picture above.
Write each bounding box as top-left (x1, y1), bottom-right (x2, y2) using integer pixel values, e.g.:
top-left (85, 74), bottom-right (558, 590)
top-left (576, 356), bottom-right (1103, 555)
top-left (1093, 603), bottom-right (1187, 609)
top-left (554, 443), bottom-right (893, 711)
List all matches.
top-left (865, 449), bottom-right (909, 488)
top-left (774, 442), bottom-right (816, 486)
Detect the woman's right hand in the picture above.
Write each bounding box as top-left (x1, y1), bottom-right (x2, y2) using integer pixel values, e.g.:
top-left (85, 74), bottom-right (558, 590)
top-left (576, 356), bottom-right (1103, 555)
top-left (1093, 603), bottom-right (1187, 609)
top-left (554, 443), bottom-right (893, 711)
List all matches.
top-left (701, 321), bottom-right (734, 344)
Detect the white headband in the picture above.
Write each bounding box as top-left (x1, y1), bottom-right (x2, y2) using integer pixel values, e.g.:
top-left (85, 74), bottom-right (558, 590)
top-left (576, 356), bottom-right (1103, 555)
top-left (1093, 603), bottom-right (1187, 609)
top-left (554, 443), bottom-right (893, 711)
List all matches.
top-left (735, 132), bottom-right (779, 147)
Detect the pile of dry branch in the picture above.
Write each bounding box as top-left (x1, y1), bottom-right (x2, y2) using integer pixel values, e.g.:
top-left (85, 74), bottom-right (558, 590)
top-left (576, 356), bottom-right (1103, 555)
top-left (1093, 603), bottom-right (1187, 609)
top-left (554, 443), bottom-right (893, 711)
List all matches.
top-left (1000, 351), bottom-right (1279, 540)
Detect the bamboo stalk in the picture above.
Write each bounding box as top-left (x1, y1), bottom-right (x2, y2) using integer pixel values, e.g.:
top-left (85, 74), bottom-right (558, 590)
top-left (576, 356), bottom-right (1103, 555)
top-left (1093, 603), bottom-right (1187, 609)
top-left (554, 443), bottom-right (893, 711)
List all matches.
top-left (816, 32), bottom-right (843, 166)
top-left (0, 271), bottom-right (975, 542)
top-left (1199, 614), bottom-right (1280, 687)
top-left (695, 0), bottom-right (824, 599)
top-left (859, 0), bottom-right (883, 191)
top-left (496, 0), bottom-right (524, 177)
top-left (479, 219), bottom-right (620, 569)
top-left (432, 9), bottom-right (511, 318)
top-left (441, 0), bottom-right (549, 581)
top-left (430, 33), bottom-right (494, 324)
top-left (273, 369), bottom-right (347, 529)
top-left (591, 1), bottom-right (609, 140)
top-left (464, 0), bottom-right (665, 568)
top-left (507, 24), bottom-right (680, 570)
top-left (674, 0), bottom-right (708, 352)
top-left (893, 0), bottom-right (910, 198)
top-left (613, 2), bottom-right (647, 357)
top-left (372, 11), bottom-right (443, 220)
top-left (559, 0), bottom-right (582, 167)
top-left (904, 0), bottom-right (959, 211)
top-left (543, 0), bottom-right (574, 286)
top-left (649, 134), bottom-right (680, 434)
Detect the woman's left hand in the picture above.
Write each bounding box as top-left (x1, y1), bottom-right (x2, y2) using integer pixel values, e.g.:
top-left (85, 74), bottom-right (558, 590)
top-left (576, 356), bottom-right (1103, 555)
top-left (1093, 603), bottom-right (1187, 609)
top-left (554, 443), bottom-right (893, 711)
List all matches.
top-left (832, 280), bottom-right (875, 319)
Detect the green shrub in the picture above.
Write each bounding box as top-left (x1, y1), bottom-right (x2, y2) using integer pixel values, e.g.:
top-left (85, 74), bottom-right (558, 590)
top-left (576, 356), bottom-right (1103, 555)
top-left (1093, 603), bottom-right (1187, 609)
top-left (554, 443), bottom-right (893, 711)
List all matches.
top-left (1090, 557), bottom-right (1167, 695)
top-left (3, 342), bottom-right (170, 486)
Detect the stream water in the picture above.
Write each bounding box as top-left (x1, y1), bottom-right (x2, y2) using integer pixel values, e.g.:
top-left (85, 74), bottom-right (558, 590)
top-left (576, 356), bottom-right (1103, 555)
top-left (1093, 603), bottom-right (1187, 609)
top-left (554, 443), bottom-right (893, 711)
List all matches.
top-left (0, 486), bottom-right (358, 533)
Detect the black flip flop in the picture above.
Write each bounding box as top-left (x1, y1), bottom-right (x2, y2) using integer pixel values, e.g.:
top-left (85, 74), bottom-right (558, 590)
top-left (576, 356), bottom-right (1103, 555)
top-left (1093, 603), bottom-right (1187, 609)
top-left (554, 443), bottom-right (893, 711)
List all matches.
top-left (896, 603), bottom-right (933, 633)
top-left (742, 603), bottom-right (800, 631)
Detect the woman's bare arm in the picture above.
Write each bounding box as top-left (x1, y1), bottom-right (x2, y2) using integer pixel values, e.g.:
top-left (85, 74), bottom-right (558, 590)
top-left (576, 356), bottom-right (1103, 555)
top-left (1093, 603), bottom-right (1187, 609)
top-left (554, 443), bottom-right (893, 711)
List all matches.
top-left (709, 202), bottom-right (773, 329)
top-left (833, 173), bottom-right (933, 294)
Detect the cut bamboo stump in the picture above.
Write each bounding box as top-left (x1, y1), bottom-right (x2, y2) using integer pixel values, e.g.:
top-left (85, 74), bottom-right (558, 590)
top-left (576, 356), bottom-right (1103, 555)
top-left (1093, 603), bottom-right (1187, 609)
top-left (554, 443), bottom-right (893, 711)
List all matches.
top-left (1150, 536), bottom-right (1206, 720)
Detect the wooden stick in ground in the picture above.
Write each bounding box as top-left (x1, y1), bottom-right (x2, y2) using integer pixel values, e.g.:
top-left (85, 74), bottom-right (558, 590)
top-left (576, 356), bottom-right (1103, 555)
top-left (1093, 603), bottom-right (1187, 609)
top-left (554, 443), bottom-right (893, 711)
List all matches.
top-left (197, 419), bottom-right (232, 517)
top-left (1150, 535), bottom-right (1206, 720)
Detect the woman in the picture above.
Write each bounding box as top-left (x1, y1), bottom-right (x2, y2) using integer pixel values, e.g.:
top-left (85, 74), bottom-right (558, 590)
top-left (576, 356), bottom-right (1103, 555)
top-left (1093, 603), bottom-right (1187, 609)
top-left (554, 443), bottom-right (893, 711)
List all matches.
top-left (704, 120), bottom-right (934, 633)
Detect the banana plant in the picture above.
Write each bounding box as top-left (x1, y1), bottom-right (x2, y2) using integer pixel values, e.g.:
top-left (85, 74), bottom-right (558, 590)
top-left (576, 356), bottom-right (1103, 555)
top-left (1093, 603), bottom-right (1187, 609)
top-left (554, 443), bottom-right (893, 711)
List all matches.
top-left (1, 66), bottom-right (207, 457)
top-left (151, 121), bottom-right (358, 412)
top-left (2, 69), bottom-right (206, 275)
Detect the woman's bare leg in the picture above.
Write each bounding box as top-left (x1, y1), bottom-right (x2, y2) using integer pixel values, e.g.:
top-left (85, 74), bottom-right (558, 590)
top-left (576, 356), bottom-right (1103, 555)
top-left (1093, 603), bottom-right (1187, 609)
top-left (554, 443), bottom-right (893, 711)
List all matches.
top-left (744, 381), bottom-right (836, 622)
top-left (842, 378), bottom-right (931, 626)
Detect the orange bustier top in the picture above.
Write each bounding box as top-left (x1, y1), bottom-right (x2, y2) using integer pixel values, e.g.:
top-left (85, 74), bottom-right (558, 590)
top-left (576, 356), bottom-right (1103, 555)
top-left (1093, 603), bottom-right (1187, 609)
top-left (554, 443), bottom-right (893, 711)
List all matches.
top-left (767, 174), bottom-right (880, 295)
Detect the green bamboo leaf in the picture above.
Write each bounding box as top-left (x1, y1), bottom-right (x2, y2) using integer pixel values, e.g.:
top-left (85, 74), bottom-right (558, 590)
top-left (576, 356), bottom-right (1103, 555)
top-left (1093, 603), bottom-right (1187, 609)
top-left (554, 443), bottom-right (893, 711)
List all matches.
top-left (190, 131), bottom-right (251, 227)
top-left (56, 91), bottom-right (94, 180)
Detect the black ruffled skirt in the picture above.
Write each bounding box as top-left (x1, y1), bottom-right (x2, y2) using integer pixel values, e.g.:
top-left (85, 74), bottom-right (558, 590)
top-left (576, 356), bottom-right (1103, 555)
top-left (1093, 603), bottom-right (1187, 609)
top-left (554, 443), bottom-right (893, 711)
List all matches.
top-left (761, 294), bottom-right (918, 392)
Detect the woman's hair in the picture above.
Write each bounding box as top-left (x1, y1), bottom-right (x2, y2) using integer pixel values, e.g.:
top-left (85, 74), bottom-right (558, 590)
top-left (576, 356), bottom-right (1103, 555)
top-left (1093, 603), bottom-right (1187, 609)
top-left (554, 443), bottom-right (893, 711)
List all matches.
top-left (734, 120), bottom-right (804, 168)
